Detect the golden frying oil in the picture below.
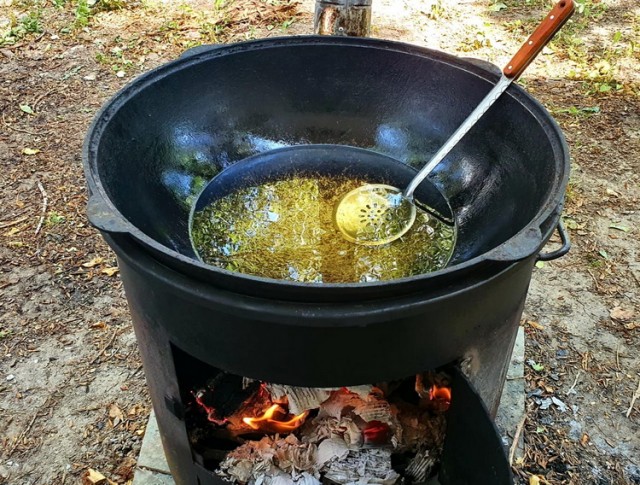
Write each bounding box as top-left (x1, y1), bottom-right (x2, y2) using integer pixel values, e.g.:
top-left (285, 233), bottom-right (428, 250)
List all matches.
top-left (190, 176), bottom-right (455, 283)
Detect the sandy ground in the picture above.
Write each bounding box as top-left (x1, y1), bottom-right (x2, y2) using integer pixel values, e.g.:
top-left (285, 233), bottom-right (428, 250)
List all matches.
top-left (0, 0), bottom-right (639, 483)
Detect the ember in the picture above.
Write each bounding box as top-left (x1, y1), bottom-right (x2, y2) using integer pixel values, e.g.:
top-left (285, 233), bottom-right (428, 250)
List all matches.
top-left (429, 385), bottom-right (452, 412)
top-left (193, 390), bottom-right (228, 426)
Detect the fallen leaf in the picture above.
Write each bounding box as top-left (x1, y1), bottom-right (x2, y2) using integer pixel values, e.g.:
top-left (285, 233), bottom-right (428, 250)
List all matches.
top-left (22, 148), bottom-right (40, 155)
top-left (82, 257), bottom-right (104, 268)
top-left (83, 468), bottom-right (107, 484)
top-left (109, 403), bottom-right (125, 427)
top-left (580, 433), bottom-right (590, 446)
top-left (19, 104), bottom-right (34, 114)
top-left (109, 403), bottom-right (124, 420)
top-left (527, 320), bottom-right (545, 330)
top-left (609, 224), bottom-right (629, 232)
top-left (529, 475), bottom-right (541, 485)
top-left (610, 307), bottom-right (634, 322)
top-left (605, 188), bottom-right (620, 197)
top-left (3, 226), bottom-right (23, 236)
top-left (528, 360), bottom-right (544, 372)
top-left (128, 404), bottom-right (145, 416)
top-left (563, 218), bottom-right (581, 230)
top-left (623, 322), bottom-right (639, 331)
top-left (101, 266), bottom-right (119, 276)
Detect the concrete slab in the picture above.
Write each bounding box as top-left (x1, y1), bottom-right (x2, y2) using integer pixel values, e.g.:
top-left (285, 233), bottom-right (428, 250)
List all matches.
top-left (133, 467), bottom-right (175, 485)
top-left (132, 411), bottom-right (173, 484)
top-left (495, 326), bottom-right (526, 461)
top-left (133, 333), bottom-right (525, 483)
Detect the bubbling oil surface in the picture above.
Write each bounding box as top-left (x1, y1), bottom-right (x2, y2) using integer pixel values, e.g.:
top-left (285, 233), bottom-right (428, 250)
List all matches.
top-left (190, 175), bottom-right (455, 283)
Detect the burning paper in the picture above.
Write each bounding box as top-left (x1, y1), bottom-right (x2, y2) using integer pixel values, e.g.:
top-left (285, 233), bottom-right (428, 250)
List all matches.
top-left (266, 384), bottom-right (373, 415)
top-left (207, 375), bottom-right (451, 484)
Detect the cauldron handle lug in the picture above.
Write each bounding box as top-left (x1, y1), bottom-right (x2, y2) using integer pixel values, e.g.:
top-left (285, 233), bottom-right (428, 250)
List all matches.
top-left (536, 219), bottom-right (571, 262)
top-left (180, 44), bottom-right (227, 59)
top-left (485, 226), bottom-right (543, 262)
top-left (87, 192), bottom-right (132, 234)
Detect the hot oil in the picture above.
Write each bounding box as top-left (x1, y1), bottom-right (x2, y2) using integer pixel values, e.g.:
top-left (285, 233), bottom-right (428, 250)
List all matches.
top-left (190, 175), bottom-right (455, 283)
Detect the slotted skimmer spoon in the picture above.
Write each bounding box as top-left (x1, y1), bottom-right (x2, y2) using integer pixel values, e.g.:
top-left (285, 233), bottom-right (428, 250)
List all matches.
top-left (334, 0), bottom-right (575, 246)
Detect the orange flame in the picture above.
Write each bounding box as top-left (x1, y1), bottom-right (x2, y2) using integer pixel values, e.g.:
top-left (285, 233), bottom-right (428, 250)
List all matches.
top-left (243, 404), bottom-right (308, 433)
top-left (429, 385), bottom-right (452, 411)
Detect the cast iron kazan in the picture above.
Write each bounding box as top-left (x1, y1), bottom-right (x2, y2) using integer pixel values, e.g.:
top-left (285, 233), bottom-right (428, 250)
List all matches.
top-left (84, 32), bottom-right (570, 394)
top-left (83, 36), bottom-right (570, 484)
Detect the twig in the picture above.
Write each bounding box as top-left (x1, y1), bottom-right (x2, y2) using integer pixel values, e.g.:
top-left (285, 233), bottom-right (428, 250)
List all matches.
top-left (34, 181), bottom-right (48, 236)
top-left (60, 469), bottom-right (67, 485)
top-left (0, 215), bottom-right (29, 229)
top-left (587, 269), bottom-right (601, 293)
top-left (33, 88), bottom-right (58, 111)
top-left (6, 411), bottom-right (39, 457)
top-left (509, 415), bottom-right (526, 466)
top-left (630, 269), bottom-right (640, 288)
top-left (75, 405), bottom-right (104, 413)
top-left (90, 331), bottom-right (118, 365)
top-left (1, 113), bottom-right (49, 136)
top-left (626, 379), bottom-right (640, 418)
top-left (126, 363), bottom-right (144, 381)
top-left (567, 370), bottom-right (581, 394)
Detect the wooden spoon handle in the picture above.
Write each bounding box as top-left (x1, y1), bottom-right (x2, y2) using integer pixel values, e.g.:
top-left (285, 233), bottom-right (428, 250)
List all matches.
top-left (503, 0), bottom-right (575, 79)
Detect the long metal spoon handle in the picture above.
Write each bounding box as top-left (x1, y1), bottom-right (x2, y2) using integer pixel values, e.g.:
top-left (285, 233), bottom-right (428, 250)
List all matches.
top-left (403, 75), bottom-right (512, 200)
top-left (403, 0), bottom-right (575, 201)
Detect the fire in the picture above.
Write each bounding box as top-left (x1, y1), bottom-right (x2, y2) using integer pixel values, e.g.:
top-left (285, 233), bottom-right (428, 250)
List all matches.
top-left (193, 391), bottom-right (228, 426)
top-left (429, 384), bottom-right (452, 411)
top-left (363, 420), bottom-right (390, 445)
top-left (243, 404), bottom-right (308, 434)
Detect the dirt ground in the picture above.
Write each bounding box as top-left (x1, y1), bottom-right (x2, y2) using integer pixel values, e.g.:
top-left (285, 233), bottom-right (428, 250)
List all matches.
top-left (0, 0), bottom-right (638, 484)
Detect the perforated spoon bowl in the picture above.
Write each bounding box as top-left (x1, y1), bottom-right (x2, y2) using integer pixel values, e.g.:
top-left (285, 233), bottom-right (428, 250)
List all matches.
top-left (334, 0), bottom-right (575, 246)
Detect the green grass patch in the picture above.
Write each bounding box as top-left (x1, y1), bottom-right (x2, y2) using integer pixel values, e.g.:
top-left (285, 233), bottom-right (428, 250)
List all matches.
top-left (0, 9), bottom-right (43, 46)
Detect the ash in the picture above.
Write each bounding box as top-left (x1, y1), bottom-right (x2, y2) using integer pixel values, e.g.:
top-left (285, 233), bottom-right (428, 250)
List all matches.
top-left (215, 380), bottom-right (448, 485)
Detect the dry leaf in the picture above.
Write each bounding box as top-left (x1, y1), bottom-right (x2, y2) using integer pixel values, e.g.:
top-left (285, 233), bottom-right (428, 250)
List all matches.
top-left (529, 475), bottom-right (541, 485)
top-left (128, 404), bottom-right (145, 416)
top-left (82, 257), bottom-right (104, 268)
top-left (22, 148), bottom-right (40, 155)
top-left (101, 266), bottom-right (119, 276)
top-left (580, 433), bottom-right (589, 446)
top-left (610, 307), bottom-right (634, 322)
top-left (527, 320), bottom-right (545, 330)
top-left (623, 322), bottom-right (639, 331)
top-left (109, 403), bottom-right (125, 427)
top-left (3, 226), bottom-right (23, 237)
top-left (83, 468), bottom-right (107, 485)
top-left (109, 403), bottom-right (124, 419)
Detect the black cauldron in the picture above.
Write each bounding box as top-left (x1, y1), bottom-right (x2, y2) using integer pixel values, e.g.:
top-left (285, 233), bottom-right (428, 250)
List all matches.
top-left (86, 36), bottom-right (569, 301)
top-left (84, 32), bottom-right (571, 388)
top-left (84, 36), bottom-right (570, 484)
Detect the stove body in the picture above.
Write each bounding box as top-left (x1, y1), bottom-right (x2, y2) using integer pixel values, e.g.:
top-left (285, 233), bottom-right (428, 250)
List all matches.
top-left (108, 233), bottom-right (528, 484)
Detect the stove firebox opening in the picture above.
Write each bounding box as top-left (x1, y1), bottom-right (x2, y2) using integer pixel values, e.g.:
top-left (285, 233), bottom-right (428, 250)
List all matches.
top-left (173, 346), bottom-right (453, 484)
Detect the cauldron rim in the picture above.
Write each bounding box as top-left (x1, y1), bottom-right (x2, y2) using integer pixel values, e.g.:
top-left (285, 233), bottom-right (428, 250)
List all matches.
top-left (84, 35), bottom-right (569, 298)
